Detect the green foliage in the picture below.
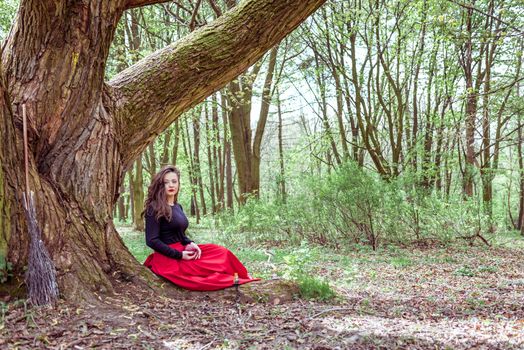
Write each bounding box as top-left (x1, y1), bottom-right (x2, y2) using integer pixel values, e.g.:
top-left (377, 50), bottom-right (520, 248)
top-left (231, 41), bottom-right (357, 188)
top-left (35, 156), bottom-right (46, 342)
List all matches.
top-left (0, 257), bottom-right (12, 284)
top-left (0, 0), bottom-right (17, 41)
top-left (296, 275), bottom-right (336, 301)
top-left (280, 243), bottom-right (336, 301)
top-left (117, 225), bottom-right (151, 264)
top-left (390, 256), bottom-right (412, 268)
top-left (219, 160), bottom-right (497, 250)
top-left (454, 265), bottom-right (476, 277)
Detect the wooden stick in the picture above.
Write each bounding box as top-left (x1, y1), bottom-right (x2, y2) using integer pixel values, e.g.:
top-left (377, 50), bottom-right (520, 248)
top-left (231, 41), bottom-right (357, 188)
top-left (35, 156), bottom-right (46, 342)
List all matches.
top-left (22, 104), bottom-right (30, 208)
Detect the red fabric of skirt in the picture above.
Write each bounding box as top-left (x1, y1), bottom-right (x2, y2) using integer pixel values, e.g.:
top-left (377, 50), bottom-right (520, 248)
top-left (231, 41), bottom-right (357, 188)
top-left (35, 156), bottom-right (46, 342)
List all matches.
top-left (144, 242), bottom-right (260, 291)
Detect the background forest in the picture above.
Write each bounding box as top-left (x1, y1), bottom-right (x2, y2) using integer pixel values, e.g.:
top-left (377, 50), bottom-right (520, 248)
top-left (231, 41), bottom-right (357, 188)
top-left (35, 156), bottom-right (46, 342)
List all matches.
top-left (1, 0), bottom-right (524, 348)
top-left (110, 0), bottom-right (524, 248)
top-left (2, 0), bottom-right (524, 246)
top-left (0, 0), bottom-right (524, 262)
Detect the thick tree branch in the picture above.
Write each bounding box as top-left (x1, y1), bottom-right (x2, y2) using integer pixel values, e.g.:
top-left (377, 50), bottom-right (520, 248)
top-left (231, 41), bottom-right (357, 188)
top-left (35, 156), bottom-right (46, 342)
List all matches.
top-left (110, 0), bottom-right (327, 167)
top-left (126, 0), bottom-right (171, 10)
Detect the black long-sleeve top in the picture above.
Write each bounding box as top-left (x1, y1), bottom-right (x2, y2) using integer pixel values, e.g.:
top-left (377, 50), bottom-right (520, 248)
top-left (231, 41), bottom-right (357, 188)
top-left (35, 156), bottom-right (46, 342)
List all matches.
top-left (145, 204), bottom-right (192, 260)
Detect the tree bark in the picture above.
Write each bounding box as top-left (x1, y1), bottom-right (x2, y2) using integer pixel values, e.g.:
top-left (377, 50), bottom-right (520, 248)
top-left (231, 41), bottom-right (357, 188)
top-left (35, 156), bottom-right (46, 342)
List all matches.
top-left (192, 108), bottom-right (207, 216)
top-left (171, 121), bottom-right (181, 166)
top-left (252, 45), bottom-right (279, 197)
top-left (276, 88), bottom-right (286, 203)
top-left (182, 113), bottom-right (201, 222)
top-left (132, 159), bottom-right (145, 231)
top-left (117, 183), bottom-right (127, 222)
top-left (205, 102), bottom-right (217, 213)
top-left (161, 129), bottom-right (172, 166)
top-left (226, 65), bottom-right (259, 204)
top-left (459, 4), bottom-right (487, 197)
top-left (0, 0), bottom-right (326, 300)
top-left (222, 94), bottom-right (234, 210)
top-left (211, 93), bottom-right (223, 211)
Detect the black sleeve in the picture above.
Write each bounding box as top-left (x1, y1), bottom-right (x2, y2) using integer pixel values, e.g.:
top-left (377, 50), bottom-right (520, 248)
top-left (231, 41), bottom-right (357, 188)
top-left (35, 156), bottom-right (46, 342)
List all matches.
top-left (181, 235), bottom-right (193, 246)
top-left (145, 213), bottom-right (182, 259)
top-left (178, 204), bottom-right (193, 246)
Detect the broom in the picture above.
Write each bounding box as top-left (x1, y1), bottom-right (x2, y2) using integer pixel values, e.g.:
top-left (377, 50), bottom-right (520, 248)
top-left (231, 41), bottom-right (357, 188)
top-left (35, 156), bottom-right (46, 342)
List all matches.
top-left (22, 104), bottom-right (59, 306)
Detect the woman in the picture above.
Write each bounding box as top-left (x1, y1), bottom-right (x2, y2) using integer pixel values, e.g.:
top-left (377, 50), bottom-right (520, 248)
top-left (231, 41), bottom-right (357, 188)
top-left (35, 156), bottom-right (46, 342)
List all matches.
top-left (143, 165), bottom-right (259, 291)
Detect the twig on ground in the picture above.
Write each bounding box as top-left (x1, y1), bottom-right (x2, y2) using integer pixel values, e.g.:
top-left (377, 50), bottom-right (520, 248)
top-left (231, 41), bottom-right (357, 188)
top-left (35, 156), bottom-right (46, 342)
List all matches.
top-left (308, 307), bottom-right (353, 320)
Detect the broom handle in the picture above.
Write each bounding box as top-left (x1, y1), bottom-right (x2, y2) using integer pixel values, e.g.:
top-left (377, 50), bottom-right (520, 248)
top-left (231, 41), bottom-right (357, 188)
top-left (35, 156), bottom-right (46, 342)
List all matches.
top-left (22, 104), bottom-right (30, 206)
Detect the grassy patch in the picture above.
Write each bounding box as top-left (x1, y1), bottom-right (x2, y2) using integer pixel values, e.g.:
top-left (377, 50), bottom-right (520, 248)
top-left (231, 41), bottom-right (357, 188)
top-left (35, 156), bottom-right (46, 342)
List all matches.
top-left (454, 265), bottom-right (476, 277)
top-left (297, 275), bottom-right (336, 301)
top-left (117, 224), bottom-right (151, 263)
top-left (390, 256), bottom-right (413, 268)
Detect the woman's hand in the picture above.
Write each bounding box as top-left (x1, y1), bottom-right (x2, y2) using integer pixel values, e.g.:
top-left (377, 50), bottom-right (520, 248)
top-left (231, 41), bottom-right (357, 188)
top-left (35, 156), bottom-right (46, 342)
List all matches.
top-left (181, 251), bottom-right (196, 260)
top-left (185, 242), bottom-right (201, 259)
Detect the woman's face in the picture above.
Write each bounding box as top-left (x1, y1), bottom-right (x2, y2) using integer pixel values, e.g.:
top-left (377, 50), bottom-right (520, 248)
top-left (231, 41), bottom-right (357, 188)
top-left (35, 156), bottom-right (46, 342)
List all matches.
top-left (163, 171), bottom-right (179, 200)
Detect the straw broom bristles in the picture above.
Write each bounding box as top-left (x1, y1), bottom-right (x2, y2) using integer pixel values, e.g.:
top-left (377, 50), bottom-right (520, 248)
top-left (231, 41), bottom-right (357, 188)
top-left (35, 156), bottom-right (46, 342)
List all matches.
top-left (22, 105), bottom-right (59, 306)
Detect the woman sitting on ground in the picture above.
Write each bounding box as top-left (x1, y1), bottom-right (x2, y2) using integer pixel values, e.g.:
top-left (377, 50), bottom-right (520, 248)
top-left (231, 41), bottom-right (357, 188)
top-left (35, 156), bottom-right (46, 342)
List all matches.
top-left (143, 165), bottom-right (259, 291)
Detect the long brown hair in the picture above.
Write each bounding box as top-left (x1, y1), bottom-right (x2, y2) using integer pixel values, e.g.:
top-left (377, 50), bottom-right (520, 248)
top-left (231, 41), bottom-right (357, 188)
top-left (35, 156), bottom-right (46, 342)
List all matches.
top-left (142, 165), bottom-right (181, 222)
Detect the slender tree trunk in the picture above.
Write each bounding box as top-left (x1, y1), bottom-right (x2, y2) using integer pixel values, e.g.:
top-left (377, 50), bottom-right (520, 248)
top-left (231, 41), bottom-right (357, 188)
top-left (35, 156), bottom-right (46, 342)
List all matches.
top-left (129, 170), bottom-right (135, 226)
top-left (223, 101), bottom-right (234, 210)
top-left (410, 0), bottom-right (428, 174)
top-left (205, 102), bottom-right (217, 213)
top-left (517, 77), bottom-right (524, 234)
top-left (212, 93), bottom-right (223, 211)
top-left (161, 129), bottom-right (172, 166)
top-left (148, 143), bottom-right (157, 176)
top-left (276, 88), bottom-right (286, 203)
top-left (171, 121), bottom-right (180, 166)
top-left (321, 7), bottom-right (349, 162)
top-left (132, 159), bottom-right (145, 231)
top-left (252, 46), bottom-right (279, 196)
top-left (481, 60), bottom-right (493, 218)
top-left (183, 115), bottom-right (200, 222)
top-left (421, 42), bottom-right (438, 189)
top-left (117, 183), bottom-right (127, 222)
top-left (192, 108), bottom-right (207, 216)
top-left (312, 47), bottom-right (341, 168)
top-left (460, 4), bottom-right (486, 197)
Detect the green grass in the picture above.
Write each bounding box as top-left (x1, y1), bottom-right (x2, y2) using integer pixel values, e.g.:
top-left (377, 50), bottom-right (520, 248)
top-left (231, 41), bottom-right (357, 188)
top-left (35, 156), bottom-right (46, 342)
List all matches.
top-left (297, 275), bottom-right (336, 301)
top-left (389, 255), bottom-right (413, 268)
top-left (491, 229), bottom-right (524, 248)
top-left (117, 224), bottom-right (152, 263)
top-left (115, 222), bottom-right (524, 304)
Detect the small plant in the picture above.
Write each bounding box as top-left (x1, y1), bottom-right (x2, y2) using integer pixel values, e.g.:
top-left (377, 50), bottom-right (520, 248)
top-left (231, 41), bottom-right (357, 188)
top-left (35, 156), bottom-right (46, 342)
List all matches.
top-left (454, 265), bottom-right (476, 277)
top-left (477, 265), bottom-right (497, 274)
top-left (0, 261), bottom-right (13, 283)
top-left (297, 275), bottom-right (335, 301)
top-left (281, 244), bottom-right (336, 301)
top-left (390, 256), bottom-right (412, 268)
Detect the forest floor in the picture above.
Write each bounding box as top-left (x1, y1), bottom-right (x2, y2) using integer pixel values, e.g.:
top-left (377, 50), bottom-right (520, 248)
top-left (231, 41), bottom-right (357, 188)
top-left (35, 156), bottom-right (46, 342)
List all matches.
top-left (1, 225), bottom-right (524, 349)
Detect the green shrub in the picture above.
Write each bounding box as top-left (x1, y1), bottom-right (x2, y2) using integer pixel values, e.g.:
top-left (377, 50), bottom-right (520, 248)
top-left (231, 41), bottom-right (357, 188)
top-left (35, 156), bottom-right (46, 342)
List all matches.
top-left (216, 160), bottom-right (494, 250)
top-left (297, 275), bottom-right (336, 301)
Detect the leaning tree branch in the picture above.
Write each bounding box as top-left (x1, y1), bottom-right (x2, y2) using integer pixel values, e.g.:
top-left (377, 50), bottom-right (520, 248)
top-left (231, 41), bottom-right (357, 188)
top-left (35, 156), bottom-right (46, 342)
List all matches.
top-left (125, 0), bottom-right (172, 10)
top-left (109, 0), bottom-right (327, 168)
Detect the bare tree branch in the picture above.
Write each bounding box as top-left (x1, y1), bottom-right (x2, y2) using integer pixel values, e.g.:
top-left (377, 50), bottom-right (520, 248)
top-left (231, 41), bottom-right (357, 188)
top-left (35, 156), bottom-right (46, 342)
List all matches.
top-left (188, 0), bottom-right (203, 31)
top-left (126, 0), bottom-right (171, 10)
top-left (207, 0), bottom-right (223, 17)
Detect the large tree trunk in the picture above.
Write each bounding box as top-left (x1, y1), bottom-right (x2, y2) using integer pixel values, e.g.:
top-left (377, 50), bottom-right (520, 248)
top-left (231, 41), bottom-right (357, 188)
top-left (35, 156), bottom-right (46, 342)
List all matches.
top-left (0, 0), bottom-right (326, 300)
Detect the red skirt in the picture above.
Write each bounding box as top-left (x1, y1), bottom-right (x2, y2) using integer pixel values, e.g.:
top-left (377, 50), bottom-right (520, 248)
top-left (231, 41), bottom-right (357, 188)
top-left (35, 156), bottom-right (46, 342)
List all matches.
top-left (143, 242), bottom-right (260, 291)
